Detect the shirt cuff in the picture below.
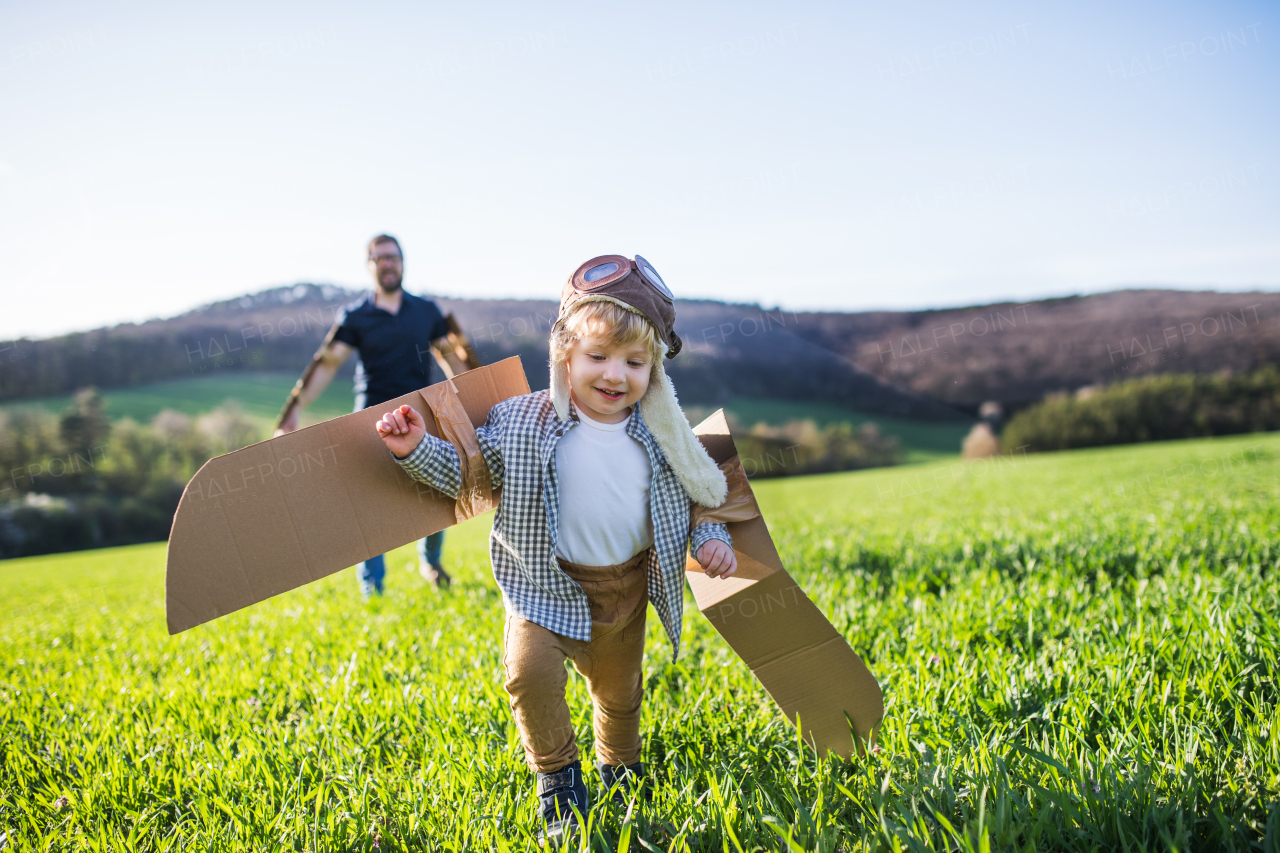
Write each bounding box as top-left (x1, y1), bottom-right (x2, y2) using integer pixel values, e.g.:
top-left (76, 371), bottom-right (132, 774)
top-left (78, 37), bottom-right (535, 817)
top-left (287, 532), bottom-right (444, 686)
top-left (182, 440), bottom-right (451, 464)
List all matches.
top-left (690, 522), bottom-right (732, 556)
top-left (393, 434), bottom-right (462, 497)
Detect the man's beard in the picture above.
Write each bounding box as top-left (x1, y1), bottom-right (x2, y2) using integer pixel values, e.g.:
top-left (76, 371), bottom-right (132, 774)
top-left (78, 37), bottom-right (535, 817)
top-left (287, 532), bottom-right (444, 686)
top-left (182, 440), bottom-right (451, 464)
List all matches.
top-left (379, 273), bottom-right (403, 292)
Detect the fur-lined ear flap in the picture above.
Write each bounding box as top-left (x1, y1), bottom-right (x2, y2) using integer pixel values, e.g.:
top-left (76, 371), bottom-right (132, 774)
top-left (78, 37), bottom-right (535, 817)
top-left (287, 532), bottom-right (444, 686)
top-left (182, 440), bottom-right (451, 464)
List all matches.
top-left (641, 365), bottom-right (728, 508)
top-left (550, 357), bottom-right (571, 421)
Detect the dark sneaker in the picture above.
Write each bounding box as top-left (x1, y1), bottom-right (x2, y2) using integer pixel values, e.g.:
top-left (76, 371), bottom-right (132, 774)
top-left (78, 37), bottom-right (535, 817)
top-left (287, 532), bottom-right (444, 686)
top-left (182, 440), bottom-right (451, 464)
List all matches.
top-left (598, 761), bottom-right (649, 806)
top-left (537, 760), bottom-right (587, 843)
top-left (419, 561), bottom-right (451, 589)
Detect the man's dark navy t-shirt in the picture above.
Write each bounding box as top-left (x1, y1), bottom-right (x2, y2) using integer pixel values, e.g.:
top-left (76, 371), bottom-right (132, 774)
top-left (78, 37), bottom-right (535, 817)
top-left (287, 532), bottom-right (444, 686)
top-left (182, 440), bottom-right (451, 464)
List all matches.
top-left (332, 292), bottom-right (450, 410)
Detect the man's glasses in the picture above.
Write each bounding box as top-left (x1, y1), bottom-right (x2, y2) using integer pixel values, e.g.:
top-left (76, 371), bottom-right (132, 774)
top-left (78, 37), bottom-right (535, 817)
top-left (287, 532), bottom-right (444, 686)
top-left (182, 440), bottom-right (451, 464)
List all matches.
top-left (369, 253), bottom-right (402, 265)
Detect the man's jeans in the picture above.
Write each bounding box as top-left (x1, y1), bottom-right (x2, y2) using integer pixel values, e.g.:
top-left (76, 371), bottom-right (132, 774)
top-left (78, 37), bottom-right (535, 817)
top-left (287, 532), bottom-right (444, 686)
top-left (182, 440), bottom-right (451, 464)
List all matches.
top-left (358, 531), bottom-right (445, 596)
top-left (355, 394), bottom-right (445, 596)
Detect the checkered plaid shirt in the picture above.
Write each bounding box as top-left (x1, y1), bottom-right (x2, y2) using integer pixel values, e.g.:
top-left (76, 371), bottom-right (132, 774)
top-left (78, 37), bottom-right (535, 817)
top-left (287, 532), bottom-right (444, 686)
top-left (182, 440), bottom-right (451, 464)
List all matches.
top-left (395, 389), bottom-right (731, 654)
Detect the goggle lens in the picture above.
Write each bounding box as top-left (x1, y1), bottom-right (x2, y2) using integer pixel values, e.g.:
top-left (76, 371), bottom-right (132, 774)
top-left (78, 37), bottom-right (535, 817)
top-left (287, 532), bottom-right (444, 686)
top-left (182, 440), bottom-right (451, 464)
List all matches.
top-left (634, 255), bottom-right (672, 299)
top-left (582, 261), bottom-right (620, 285)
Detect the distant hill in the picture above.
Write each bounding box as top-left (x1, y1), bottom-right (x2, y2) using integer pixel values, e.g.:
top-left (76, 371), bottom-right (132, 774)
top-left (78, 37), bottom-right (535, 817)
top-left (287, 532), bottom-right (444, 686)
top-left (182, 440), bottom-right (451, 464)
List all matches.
top-left (789, 289), bottom-right (1280, 412)
top-left (0, 284), bottom-right (361, 399)
top-left (3, 284), bottom-right (1275, 418)
top-left (0, 285), bottom-right (966, 423)
top-left (434, 296), bottom-right (967, 421)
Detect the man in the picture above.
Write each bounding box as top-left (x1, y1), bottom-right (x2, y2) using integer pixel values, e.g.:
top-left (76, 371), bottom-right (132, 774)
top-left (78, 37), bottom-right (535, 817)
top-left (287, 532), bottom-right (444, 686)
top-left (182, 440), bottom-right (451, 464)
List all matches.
top-left (277, 234), bottom-right (468, 595)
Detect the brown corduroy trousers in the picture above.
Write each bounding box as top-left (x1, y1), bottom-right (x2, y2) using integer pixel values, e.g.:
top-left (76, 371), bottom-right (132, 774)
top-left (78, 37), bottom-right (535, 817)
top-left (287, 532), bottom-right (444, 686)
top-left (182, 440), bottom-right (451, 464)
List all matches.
top-left (501, 549), bottom-right (649, 773)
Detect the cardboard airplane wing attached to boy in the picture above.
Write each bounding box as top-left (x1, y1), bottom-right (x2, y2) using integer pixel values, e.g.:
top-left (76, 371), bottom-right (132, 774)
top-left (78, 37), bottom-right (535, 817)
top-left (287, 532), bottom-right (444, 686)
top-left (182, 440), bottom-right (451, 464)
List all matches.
top-left (165, 357), bottom-right (529, 634)
top-left (166, 355), bottom-right (883, 756)
top-left (684, 411), bottom-right (884, 757)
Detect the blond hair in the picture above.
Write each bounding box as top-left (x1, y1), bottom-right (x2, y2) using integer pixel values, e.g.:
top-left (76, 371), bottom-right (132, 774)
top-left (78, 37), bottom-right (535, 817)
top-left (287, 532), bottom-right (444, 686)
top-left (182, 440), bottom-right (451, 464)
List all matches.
top-left (549, 299), bottom-right (662, 365)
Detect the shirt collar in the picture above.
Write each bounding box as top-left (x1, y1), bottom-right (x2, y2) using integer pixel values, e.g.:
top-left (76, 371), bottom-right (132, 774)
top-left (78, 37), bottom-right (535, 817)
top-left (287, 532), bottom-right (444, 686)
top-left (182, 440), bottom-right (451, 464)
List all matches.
top-left (562, 397), bottom-right (658, 455)
top-left (625, 400), bottom-right (657, 449)
top-left (366, 290), bottom-right (410, 316)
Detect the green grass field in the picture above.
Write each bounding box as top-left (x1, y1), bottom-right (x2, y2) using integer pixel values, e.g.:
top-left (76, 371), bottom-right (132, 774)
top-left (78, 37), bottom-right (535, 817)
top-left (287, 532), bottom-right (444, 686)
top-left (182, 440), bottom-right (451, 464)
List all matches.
top-left (3, 434), bottom-right (1277, 851)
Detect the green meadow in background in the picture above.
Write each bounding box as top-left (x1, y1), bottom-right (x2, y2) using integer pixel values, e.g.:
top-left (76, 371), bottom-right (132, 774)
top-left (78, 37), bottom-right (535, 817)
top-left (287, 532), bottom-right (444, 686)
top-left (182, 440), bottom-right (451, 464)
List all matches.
top-left (0, 372), bottom-right (969, 461)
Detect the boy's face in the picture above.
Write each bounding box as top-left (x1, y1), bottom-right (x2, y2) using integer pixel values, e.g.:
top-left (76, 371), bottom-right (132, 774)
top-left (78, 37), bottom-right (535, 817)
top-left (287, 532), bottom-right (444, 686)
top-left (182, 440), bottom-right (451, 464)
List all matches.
top-left (566, 334), bottom-right (653, 424)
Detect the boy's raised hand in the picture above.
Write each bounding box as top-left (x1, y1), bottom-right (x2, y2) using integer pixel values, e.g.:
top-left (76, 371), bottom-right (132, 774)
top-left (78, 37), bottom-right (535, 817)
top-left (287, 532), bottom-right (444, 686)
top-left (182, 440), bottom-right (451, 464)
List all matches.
top-left (696, 539), bottom-right (737, 579)
top-left (375, 404), bottom-right (427, 460)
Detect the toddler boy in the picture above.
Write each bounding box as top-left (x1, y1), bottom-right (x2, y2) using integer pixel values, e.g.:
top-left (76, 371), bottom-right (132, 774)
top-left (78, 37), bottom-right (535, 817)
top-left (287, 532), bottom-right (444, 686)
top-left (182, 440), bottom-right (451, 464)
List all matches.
top-left (375, 254), bottom-right (736, 840)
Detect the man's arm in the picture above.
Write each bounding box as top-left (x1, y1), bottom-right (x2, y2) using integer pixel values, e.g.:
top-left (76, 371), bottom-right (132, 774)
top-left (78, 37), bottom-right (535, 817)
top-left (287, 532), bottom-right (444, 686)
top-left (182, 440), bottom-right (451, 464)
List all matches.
top-left (430, 335), bottom-right (471, 379)
top-left (275, 340), bottom-right (354, 435)
top-left (428, 315), bottom-right (483, 379)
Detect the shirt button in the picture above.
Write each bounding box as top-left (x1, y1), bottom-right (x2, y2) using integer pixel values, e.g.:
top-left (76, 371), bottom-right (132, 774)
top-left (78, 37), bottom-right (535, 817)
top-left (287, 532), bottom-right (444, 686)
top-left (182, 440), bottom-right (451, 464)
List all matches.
top-left (555, 429), bottom-right (563, 436)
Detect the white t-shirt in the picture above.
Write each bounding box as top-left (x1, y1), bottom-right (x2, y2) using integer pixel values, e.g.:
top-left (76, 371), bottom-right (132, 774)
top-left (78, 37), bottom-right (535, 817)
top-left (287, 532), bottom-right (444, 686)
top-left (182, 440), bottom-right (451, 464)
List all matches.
top-left (554, 407), bottom-right (654, 567)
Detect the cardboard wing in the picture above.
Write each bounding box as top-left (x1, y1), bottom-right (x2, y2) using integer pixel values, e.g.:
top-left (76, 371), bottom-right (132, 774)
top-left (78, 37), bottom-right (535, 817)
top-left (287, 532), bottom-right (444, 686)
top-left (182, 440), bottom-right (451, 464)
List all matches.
top-left (165, 357), bottom-right (530, 635)
top-left (685, 410), bottom-right (884, 757)
top-left (430, 313), bottom-right (485, 380)
top-left (445, 314), bottom-right (484, 371)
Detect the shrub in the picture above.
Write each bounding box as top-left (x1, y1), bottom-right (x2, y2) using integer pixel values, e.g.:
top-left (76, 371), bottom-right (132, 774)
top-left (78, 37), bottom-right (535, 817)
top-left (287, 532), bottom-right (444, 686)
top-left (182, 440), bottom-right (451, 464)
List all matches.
top-left (734, 420), bottom-right (900, 478)
top-left (0, 394), bottom-right (264, 557)
top-left (1003, 366), bottom-right (1280, 452)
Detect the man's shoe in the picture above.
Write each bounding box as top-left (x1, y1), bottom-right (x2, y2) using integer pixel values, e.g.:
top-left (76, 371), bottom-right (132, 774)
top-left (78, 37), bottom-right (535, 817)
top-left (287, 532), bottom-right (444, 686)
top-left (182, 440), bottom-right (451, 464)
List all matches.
top-left (537, 760), bottom-right (587, 843)
top-left (419, 561), bottom-right (451, 589)
top-left (598, 761), bottom-right (649, 806)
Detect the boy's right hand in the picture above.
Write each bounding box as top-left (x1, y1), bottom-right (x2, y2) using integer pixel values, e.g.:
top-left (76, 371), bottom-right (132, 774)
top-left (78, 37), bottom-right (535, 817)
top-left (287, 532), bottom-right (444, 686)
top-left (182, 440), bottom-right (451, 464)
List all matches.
top-left (375, 404), bottom-right (427, 460)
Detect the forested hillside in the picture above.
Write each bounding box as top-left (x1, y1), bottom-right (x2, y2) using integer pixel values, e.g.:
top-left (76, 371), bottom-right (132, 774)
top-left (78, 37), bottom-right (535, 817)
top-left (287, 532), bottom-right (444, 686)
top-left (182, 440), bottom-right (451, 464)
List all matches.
top-left (3, 285), bottom-right (1276, 416)
top-left (0, 286), bottom-right (965, 422)
top-left (790, 289), bottom-right (1280, 410)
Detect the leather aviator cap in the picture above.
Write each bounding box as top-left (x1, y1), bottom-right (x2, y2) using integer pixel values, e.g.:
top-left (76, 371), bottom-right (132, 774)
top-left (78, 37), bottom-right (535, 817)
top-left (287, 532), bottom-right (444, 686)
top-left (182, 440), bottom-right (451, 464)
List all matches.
top-left (557, 254), bottom-right (683, 357)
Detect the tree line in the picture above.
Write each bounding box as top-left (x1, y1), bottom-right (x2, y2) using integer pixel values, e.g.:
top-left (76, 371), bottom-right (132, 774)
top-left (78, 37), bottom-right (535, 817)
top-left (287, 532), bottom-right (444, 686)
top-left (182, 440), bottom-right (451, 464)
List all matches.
top-left (727, 419), bottom-right (900, 479)
top-left (0, 324), bottom-right (340, 401)
top-left (1002, 366), bottom-right (1280, 452)
top-left (0, 384), bottom-right (906, 558)
top-left (0, 389), bottom-right (262, 558)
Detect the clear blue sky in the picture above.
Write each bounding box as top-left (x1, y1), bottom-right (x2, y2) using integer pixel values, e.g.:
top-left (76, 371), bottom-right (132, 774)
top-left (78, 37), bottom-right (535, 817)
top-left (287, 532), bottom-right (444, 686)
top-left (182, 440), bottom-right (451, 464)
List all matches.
top-left (1, 0), bottom-right (1277, 339)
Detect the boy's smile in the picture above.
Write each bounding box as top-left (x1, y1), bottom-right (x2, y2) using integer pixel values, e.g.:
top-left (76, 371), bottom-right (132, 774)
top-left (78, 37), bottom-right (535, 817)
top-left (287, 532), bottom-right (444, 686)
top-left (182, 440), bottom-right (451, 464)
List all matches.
top-left (566, 334), bottom-right (653, 424)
